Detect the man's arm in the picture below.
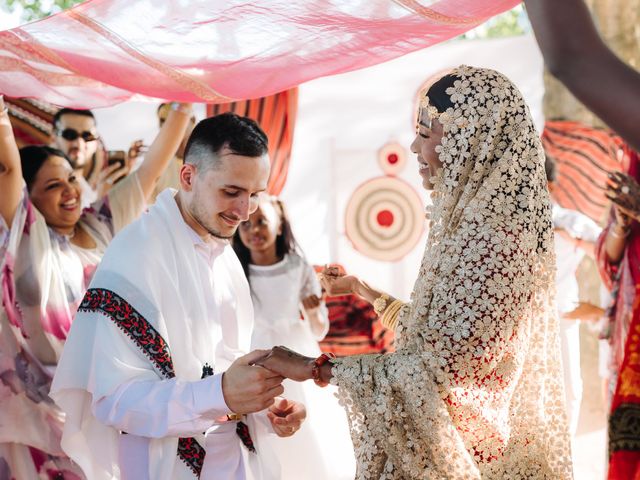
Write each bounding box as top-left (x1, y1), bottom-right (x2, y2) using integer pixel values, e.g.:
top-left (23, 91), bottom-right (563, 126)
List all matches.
top-left (93, 374), bottom-right (228, 437)
top-left (524, 0), bottom-right (640, 152)
top-left (93, 350), bottom-right (284, 438)
top-left (0, 97), bottom-right (23, 226)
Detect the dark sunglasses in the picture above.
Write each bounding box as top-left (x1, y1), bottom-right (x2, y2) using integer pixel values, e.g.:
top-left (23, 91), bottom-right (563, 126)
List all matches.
top-left (57, 128), bottom-right (98, 142)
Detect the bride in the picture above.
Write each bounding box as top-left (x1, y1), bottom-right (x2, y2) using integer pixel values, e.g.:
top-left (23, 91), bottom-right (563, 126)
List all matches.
top-left (257, 66), bottom-right (573, 479)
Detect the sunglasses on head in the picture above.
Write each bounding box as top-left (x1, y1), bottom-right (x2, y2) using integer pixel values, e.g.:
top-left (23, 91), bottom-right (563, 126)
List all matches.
top-left (58, 128), bottom-right (98, 142)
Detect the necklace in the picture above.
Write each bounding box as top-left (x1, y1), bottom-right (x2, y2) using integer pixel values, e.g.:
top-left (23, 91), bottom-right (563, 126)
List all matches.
top-left (62, 224), bottom-right (78, 240)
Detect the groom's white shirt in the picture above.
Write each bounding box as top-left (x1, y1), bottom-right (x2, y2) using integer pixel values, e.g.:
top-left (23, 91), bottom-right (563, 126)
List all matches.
top-left (51, 189), bottom-right (279, 480)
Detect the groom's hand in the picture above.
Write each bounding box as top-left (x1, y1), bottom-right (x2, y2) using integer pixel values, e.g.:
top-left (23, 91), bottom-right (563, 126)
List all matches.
top-left (222, 350), bottom-right (285, 414)
top-left (267, 398), bottom-right (306, 437)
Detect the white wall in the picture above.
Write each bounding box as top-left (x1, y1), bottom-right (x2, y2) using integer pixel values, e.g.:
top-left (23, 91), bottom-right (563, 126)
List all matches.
top-left (282, 34), bottom-right (544, 298)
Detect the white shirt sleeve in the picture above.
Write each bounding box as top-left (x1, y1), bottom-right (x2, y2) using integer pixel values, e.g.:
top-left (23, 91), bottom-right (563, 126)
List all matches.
top-left (552, 204), bottom-right (602, 243)
top-left (92, 373), bottom-right (231, 438)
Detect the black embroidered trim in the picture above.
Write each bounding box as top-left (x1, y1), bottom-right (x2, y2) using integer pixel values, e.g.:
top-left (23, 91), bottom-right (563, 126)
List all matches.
top-left (236, 421), bottom-right (256, 453)
top-left (177, 437), bottom-right (207, 477)
top-left (79, 288), bottom-right (175, 378)
top-left (201, 363), bottom-right (214, 379)
top-left (80, 288), bottom-right (206, 477)
top-left (610, 403), bottom-right (640, 454)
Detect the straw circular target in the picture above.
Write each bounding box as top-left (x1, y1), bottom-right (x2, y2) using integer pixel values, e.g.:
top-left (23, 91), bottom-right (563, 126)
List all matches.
top-left (345, 177), bottom-right (425, 261)
top-left (378, 142), bottom-right (407, 176)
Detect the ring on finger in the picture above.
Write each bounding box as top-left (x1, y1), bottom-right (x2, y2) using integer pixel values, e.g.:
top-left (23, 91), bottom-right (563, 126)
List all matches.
top-left (622, 185), bottom-right (630, 195)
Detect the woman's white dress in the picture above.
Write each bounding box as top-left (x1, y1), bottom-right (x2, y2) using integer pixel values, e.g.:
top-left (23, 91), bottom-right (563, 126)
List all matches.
top-left (249, 253), bottom-right (356, 480)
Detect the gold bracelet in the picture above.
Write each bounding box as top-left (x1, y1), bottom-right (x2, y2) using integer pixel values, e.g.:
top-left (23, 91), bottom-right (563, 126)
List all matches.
top-left (380, 300), bottom-right (404, 330)
top-left (373, 294), bottom-right (389, 316)
top-left (382, 304), bottom-right (402, 330)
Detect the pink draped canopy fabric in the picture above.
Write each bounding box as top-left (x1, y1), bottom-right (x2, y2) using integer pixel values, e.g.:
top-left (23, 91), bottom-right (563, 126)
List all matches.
top-left (0, 0), bottom-right (519, 108)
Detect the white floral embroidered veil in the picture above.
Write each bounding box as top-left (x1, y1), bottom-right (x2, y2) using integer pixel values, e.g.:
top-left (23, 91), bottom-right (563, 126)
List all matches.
top-left (331, 66), bottom-right (573, 479)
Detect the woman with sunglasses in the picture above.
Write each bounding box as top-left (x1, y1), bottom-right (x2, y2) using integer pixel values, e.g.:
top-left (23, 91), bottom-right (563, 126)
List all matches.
top-left (256, 67), bottom-right (573, 478)
top-left (0, 96), bottom-right (192, 479)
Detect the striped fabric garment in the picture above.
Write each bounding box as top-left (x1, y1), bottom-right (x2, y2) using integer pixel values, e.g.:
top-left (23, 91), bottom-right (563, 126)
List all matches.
top-left (542, 120), bottom-right (629, 223)
top-left (319, 293), bottom-right (395, 357)
top-left (206, 89), bottom-right (298, 196)
top-left (5, 96), bottom-right (56, 147)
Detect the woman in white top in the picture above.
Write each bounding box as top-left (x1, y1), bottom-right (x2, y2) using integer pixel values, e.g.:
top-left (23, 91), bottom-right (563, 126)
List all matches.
top-left (0, 96), bottom-right (192, 479)
top-left (233, 195), bottom-right (355, 480)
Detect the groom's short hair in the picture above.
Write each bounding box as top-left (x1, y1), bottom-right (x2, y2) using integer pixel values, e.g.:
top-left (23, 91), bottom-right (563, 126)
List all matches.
top-left (184, 112), bottom-right (268, 173)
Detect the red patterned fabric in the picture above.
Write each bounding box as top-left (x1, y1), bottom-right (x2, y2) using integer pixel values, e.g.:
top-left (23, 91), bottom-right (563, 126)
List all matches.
top-left (604, 150), bottom-right (640, 479)
top-left (79, 288), bottom-right (175, 378)
top-left (319, 293), bottom-right (394, 357)
top-left (542, 120), bottom-right (628, 223)
top-left (4, 96), bottom-right (55, 147)
top-left (206, 89), bottom-right (297, 195)
top-left (607, 295), bottom-right (640, 480)
top-left (0, 0), bottom-right (519, 107)
top-left (235, 422), bottom-right (256, 454)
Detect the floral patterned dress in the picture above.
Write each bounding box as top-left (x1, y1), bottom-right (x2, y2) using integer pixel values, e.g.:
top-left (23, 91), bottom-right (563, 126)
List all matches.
top-left (0, 174), bottom-right (145, 479)
top-left (331, 66), bottom-right (573, 479)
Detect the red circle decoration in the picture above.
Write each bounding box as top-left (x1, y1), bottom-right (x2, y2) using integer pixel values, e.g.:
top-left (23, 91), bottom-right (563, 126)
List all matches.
top-left (378, 142), bottom-right (407, 176)
top-left (376, 210), bottom-right (394, 227)
top-left (345, 177), bottom-right (425, 262)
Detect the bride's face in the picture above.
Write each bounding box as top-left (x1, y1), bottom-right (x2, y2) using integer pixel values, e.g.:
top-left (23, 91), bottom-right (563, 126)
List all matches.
top-left (410, 110), bottom-right (444, 190)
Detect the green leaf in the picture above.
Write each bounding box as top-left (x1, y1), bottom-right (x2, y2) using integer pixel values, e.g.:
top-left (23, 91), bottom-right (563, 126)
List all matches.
top-left (3, 0), bottom-right (85, 22)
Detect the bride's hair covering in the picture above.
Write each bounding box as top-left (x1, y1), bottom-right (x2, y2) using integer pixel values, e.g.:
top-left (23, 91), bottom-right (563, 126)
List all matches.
top-left (329, 65), bottom-right (572, 479)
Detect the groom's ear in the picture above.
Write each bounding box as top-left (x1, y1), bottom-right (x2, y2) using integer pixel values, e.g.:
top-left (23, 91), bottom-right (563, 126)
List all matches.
top-left (180, 163), bottom-right (196, 191)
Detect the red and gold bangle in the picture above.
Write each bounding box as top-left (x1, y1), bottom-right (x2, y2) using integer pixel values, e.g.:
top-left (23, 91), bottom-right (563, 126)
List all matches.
top-left (312, 353), bottom-right (335, 387)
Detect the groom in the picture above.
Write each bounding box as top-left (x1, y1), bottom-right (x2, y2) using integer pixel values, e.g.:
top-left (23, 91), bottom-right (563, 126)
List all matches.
top-left (51, 113), bottom-right (305, 480)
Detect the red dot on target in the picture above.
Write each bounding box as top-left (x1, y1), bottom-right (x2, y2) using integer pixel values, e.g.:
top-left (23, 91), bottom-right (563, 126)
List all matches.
top-left (387, 153), bottom-right (399, 165)
top-left (376, 210), bottom-right (394, 227)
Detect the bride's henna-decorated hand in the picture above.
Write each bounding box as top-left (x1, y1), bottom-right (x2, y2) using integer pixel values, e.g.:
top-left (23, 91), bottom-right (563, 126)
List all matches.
top-left (319, 265), bottom-right (359, 296)
top-left (254, 346), bottom-right (315, 382)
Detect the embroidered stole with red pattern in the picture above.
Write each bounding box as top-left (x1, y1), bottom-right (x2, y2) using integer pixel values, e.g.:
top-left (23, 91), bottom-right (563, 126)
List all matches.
top-left (79, 287), bottom-right (255, 478)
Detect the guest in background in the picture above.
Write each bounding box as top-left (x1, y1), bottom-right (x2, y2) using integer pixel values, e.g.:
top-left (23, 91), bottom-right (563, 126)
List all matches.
top-left (234, 195), bottom-right (355, 480)
top-left (0, 96), bottom-right (192, 479)
top-left (525, 0), bottom-right (640, 474)
top-left (546, 157), bottom-right (602, 439)
top-left (149, 102), bottom-right (197, 203)
top-left (51, 108), bottom-right (144, 206)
